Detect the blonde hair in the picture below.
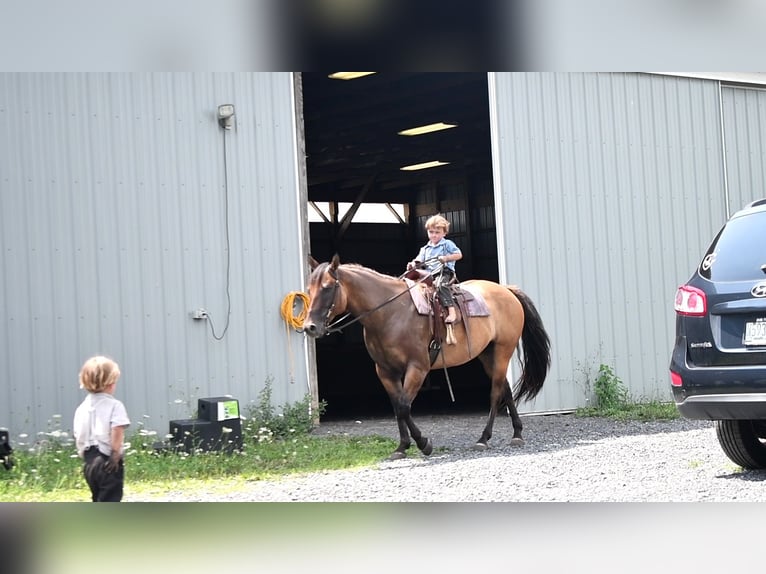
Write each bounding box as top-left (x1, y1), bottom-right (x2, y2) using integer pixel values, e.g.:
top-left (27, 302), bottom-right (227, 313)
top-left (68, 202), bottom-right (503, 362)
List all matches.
top-left (79, 356), bottom-right (121, 393)
top-left (425, 214), bottom-right (450, 233)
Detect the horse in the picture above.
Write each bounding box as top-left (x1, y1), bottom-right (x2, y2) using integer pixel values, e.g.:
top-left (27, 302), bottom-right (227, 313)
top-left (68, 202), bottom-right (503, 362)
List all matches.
top-left (303, 254), bottom-right (551, 460)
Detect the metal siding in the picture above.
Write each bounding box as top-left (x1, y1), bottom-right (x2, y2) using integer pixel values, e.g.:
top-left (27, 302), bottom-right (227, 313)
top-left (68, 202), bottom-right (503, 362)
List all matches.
top-left (722, 86), bottom-right (766, 213)
top-left (0, 73), bottom-right (309, 437)
top-left (491, 73), bottom-right (726, 412)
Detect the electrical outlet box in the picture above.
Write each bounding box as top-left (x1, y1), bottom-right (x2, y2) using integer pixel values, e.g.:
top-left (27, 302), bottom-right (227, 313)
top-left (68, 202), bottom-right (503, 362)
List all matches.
top-left (190, 308), bottom-right (207, 320)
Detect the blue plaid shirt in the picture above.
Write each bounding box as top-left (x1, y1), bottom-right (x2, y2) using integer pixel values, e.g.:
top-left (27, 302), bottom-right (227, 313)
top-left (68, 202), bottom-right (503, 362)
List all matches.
top-left (415, 238), bottom-right (461, 274)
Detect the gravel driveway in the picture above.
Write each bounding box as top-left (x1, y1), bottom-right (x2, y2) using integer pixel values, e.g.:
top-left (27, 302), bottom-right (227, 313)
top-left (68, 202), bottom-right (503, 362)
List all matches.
top-left (123, 411), bottom-right (766, 502)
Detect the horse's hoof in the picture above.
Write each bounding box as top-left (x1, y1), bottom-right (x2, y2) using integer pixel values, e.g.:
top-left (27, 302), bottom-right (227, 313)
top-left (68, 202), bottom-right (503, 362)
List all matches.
top-left (510, 438), bottom-right (525, 448)
top-left (473, 442), bottom-right (488, 451)
top-left (388, 451), bottom-right (407, 461)
top-left (421, 438), bottom-right (433, 456)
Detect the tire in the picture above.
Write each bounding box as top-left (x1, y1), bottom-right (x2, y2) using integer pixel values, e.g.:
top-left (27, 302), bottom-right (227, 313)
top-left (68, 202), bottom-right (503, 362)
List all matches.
top-left (715, 419), bottom-right (766, 469)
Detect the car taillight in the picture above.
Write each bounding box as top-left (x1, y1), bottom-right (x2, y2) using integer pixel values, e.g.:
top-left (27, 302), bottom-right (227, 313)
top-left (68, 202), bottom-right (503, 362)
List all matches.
top-left (674, 285), bottom-right (707, 316)
top-left (669, 370), bottom-right (683, 387)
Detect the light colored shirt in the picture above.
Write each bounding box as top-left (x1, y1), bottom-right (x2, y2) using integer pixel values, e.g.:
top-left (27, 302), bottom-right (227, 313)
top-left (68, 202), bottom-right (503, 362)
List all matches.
top-left (415, 238), bottom-right (461, 274)
top-left (73, 393), bottom-right (130, 457)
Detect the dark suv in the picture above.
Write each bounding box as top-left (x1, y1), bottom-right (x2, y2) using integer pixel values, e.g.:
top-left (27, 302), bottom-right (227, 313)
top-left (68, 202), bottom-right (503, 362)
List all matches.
top-left (670, 198), bottom-right (766, 469)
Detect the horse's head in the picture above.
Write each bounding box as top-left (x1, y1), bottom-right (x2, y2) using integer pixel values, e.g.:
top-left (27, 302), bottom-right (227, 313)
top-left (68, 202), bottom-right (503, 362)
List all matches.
top-left (303, 254), bottom-right (347, 338)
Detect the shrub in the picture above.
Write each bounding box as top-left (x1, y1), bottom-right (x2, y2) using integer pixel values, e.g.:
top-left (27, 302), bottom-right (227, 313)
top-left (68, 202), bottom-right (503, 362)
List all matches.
top-left (593, 364), bottom-right (628, 410)
top-left (243, 380), bottom-right (327, 441)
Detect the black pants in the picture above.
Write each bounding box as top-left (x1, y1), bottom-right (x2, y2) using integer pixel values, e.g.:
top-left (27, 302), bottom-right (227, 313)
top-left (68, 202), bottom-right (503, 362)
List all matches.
top-left (433, 267), bottom-right (456, 307)
top-left (83, 447), bottom-right (124, 502)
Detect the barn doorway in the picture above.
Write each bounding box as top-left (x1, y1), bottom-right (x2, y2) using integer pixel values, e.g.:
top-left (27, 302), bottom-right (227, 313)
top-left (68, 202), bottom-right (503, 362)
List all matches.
top-left (300, 73), bottom-right (499, 420)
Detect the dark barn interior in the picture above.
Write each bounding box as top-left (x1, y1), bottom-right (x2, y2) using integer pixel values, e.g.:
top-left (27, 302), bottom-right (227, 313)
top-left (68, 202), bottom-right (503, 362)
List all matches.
top-left (300, 72), bottom-right (500, 419)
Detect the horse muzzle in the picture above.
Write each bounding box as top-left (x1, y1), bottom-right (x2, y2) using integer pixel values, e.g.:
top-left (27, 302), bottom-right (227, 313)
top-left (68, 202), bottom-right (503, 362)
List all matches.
top-left (301, 320), bottom-right (327, 338)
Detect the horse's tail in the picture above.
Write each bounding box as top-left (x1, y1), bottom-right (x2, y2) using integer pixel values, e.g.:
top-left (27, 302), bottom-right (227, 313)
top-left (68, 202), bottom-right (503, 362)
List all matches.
top-left (507, 286), bottom-right (551, 405)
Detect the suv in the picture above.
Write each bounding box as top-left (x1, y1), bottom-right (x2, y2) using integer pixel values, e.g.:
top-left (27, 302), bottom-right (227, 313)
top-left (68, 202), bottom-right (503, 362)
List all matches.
top-left (670, 198), bottom-right (766, 469)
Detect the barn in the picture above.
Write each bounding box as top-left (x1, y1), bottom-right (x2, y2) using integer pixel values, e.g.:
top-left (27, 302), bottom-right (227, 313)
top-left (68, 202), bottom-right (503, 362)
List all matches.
top-left (2, 72), bottom-right (765, 437)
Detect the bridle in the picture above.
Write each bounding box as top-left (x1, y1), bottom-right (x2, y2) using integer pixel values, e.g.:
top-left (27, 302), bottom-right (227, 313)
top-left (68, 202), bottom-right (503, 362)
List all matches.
top-left (319, 264), bottom-right (435, 334)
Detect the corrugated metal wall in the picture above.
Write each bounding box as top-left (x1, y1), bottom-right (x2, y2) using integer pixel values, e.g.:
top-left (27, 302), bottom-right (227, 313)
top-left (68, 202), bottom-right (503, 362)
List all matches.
top-left (0, 73), bottom-right (311, 437)
top-left (722, 85), bottom-right (766, 214)
top-left (5, 72), bottom-right (765, 433)
top-left (490, 72), bottom-right (728, 412)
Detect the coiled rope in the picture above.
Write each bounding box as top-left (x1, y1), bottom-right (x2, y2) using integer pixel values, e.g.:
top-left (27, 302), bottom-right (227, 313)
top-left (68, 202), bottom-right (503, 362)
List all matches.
top-left (281, 291), bottom-right (310, 330)
top-left (280, 291), bottom-right (310, 384)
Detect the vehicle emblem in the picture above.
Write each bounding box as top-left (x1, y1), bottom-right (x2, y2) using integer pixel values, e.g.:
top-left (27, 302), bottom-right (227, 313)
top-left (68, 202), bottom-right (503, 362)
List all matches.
top-left (701, 253), bottom-right (716, 271)
top-left (752, 282), bottom-right (766, 298)
top-left (689, 342), bottom-right (713, 349)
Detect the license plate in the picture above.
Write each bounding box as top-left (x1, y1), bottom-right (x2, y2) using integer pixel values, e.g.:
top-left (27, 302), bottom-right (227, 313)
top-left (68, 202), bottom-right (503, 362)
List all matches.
top-left (744, 318), bottom-right (766, 346)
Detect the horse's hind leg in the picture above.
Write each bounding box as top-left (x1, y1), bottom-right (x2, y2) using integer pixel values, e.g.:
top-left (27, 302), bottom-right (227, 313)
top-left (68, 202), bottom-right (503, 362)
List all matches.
top-left (477, 349), bottom-right (524, 449)
top-left (500, 381), bottom-right (525, 447)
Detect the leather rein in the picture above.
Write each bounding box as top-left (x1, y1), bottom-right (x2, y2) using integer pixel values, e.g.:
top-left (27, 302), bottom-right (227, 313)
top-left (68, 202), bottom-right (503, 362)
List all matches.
top-left (323, 261), bottom-right (438, 334)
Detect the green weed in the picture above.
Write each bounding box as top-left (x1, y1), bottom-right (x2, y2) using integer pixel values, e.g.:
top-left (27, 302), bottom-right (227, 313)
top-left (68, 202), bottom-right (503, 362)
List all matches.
top-left (576, 363), bottom-right (680, 421)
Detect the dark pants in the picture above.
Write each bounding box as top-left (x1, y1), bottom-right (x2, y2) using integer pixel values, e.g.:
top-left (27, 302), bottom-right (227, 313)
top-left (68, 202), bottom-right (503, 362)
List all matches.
top-left (433, 267), bottom-right (456, 307)
top-left (83, 446), bottom-right (124, 502)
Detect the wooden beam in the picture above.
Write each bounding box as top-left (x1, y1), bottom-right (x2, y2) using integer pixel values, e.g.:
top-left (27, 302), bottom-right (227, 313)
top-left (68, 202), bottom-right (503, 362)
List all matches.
top-left (337, 173), bottom-right (377, 241)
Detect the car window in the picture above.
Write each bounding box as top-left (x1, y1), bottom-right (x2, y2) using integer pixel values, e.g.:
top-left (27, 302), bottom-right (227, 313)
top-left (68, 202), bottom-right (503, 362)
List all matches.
top-left (699, 211), bottom-right (766, 281)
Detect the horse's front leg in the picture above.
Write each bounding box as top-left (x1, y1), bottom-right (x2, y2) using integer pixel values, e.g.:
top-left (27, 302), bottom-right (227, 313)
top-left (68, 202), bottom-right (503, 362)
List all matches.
top-left (376, 364), bottom-right (432, 460)
top-left (401, 364), bottom-right (433, 456)
top-left (376, 367), bottom-right (413, 459)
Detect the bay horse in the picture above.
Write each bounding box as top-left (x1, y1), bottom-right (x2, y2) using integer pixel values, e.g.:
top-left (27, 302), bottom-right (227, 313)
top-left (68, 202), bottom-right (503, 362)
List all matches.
top-left (303, 255), bottom-right (551, 460)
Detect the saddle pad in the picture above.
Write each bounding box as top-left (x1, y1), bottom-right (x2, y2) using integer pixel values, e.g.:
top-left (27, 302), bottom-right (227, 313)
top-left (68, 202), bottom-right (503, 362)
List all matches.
top-left (458, 283), bottom-right (490, 316)
top-left (405, 280), bottom-right (490, 317)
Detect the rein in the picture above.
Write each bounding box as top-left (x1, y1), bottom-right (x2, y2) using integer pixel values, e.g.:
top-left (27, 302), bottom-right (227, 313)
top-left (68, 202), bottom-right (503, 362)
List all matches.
top-left (324, 264), bottom-right (435, 334)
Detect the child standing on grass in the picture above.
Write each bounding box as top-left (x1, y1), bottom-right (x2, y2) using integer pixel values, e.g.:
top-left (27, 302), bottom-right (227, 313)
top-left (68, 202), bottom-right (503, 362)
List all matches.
top-left (73, 355), bottom-right (131, 502)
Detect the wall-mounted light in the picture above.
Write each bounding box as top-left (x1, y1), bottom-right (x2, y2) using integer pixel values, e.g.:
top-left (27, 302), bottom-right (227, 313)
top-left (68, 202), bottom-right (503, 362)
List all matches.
top-left (217, 104), bottom-right (235, 130)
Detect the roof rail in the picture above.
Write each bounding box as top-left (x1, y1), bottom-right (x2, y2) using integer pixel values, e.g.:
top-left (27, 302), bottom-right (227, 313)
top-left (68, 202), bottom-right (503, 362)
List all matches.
top-left (743, 198), bottom-right (766, 209)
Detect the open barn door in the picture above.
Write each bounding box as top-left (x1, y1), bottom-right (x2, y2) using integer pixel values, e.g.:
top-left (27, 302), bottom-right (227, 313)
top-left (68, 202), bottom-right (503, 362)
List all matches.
top-left (301, 72), bottom-right (499, 419)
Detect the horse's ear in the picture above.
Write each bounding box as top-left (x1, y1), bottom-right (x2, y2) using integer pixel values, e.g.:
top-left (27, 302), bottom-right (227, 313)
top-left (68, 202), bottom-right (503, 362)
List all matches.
top-left (308, 255), bottom-right (320, 270)
top-left (330, 253), bottom-right (340, 271)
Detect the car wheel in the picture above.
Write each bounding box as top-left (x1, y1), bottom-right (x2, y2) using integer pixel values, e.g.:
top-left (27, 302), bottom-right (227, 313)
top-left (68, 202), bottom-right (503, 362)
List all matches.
top-left (715, 420), bottom-right (766, 469)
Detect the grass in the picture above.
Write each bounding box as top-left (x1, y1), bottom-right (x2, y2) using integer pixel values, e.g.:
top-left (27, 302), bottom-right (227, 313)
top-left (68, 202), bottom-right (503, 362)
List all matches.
top-left (575, 363), bottom-right (681, 421)
top-left (0, 384), bottom-right (397, 502)
top-left (0, 433), bottom-right (397, 502)
top-left (576, 400), bottom-right (680, 421)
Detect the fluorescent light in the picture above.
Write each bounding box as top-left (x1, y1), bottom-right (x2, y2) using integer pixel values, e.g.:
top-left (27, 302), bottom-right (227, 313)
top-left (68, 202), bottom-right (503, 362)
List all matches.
top-left (328, 72), bottom-right (376, 80)
top-left (400, 160), bottom-right (450, 171)
top-left (398, 122), bottom-right (458, 136)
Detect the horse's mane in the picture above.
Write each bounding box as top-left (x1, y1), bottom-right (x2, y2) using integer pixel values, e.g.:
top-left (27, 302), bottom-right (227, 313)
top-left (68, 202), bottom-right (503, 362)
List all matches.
top-left (311, 260), bottom-right (401, 285)
top-left (341, 262), bottom-right (399, 282)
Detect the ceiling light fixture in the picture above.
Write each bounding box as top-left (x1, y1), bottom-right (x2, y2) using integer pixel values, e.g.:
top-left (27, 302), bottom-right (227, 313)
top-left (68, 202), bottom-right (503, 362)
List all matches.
top-left (327, 72), bottom-right (376, 80)
top-left (400, 160), bottom-right (450, 171)
top-left (398, 122), bottom-right (458, 136)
